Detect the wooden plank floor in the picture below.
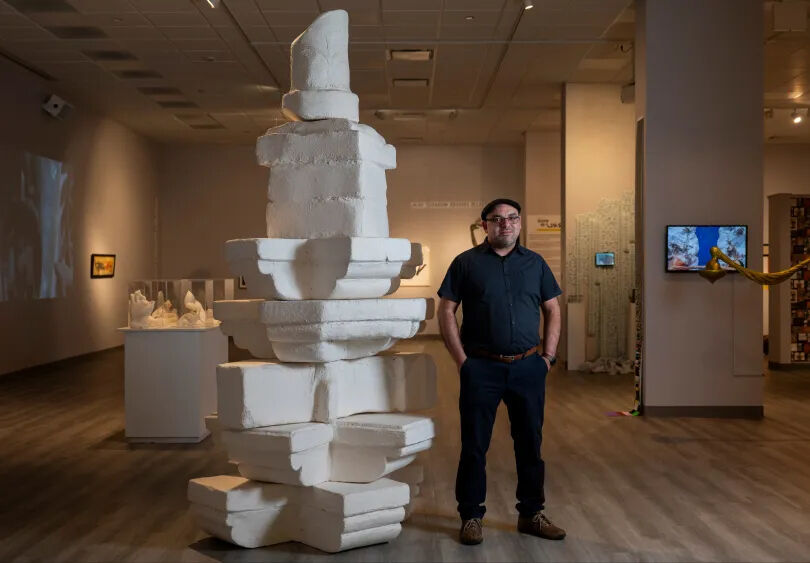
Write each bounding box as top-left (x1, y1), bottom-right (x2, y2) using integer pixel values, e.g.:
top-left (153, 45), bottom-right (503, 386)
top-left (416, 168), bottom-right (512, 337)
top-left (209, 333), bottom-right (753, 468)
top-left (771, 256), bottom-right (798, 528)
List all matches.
top-left (2, 338), bottom-right (810, 562)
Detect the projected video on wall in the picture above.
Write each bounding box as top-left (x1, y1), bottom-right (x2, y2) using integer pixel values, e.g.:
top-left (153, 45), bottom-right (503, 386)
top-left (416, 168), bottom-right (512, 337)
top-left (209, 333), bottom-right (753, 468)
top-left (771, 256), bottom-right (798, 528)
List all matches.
top-left (666, 225), bottom-right (747, 272)
top-left (0, 152), bottom-right (74, 300)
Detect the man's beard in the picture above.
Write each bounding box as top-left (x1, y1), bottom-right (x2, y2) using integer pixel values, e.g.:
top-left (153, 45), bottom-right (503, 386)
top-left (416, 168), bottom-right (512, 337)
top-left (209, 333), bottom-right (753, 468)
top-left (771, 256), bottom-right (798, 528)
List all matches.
top-left (489, 232), bottom-right (517, 249)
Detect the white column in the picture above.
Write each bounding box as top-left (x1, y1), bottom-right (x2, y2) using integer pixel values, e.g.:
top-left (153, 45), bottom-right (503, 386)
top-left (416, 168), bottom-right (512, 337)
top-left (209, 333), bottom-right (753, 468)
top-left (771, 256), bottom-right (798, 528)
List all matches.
top-left (637, 0), bottom-right (764, 416)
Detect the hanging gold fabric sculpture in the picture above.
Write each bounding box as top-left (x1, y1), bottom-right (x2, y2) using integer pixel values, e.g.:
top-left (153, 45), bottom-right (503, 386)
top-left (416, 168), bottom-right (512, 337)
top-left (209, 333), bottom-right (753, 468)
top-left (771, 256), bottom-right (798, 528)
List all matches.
top-left (700, 245), bottom-right (810, 285)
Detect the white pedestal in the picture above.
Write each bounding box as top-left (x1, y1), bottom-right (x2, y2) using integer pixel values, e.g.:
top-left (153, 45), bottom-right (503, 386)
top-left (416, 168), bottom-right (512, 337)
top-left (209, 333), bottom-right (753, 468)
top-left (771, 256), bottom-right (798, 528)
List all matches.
top-left (120, 326), bottom-right (227, 442)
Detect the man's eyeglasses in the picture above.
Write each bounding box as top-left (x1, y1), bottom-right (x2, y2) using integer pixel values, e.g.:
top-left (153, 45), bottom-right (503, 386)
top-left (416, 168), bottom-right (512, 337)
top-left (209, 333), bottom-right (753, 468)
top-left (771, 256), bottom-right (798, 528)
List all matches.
top-left (485, 215), bottom-right (521, 225)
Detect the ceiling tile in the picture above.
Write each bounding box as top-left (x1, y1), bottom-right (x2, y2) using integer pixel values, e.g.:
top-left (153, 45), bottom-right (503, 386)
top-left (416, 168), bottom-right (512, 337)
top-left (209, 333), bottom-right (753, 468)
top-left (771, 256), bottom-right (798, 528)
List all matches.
top-left (382, 11), bottom-right (440, 26)
top-left (349, 46), bottom-right (386, 69)
top-left (440, 24), bottom-right (495, 40)
top-left (0, 26), bottom-right (55, 40)
top-left (350, 25), bottom-right (384, 40)
top-left (442, 10), bottom-right (502, 25)
top-left (68, 0), bottom-right (138, 14)
top-left (242, 25), bottom-right (275, 42)
top-left (351, 69), bottom-right (387, 94)
top-left (130, 0), bottom-right (196, 13)
top-left (0, 12), bottom-right (29, 26)
top-left (145, 11), bottom-right (208, 27)
top-left (382, 0), bottom-right (441, 11)
top-left (254, 0), bottom-right (318, 11)
top-left (102, 26), bottom-right (164, 40)
top-left (384, 25), bottom-right (438, 40)
top-left (259, 11), bottom-right (317, 26)
top-left (161, 26), bottom-right (219, 40)
top-left (444, 0), bottom-right (505, 10)
top-left (171, 38), bottom-right (227, 51)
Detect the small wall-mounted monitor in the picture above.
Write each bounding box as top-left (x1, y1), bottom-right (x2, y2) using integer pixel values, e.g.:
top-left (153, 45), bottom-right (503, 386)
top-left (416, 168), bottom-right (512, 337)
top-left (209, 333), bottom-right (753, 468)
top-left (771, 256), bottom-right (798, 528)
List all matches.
top-left (666, 225), bottom-right (747, 273)
top-left (595, 252), bottom-right (615, 267)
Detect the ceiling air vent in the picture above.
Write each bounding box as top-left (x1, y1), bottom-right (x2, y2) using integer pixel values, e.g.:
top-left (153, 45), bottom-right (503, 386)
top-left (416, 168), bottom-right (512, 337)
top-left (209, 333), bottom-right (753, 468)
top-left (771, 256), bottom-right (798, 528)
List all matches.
top-left (114, 70), bottom-right (163, 79)
top-left (47, 26), bottom-right (108, 39)
top-left (393, 78), bottom-right (429, 88)
top-left (388, 49), bottom-right (433, 62)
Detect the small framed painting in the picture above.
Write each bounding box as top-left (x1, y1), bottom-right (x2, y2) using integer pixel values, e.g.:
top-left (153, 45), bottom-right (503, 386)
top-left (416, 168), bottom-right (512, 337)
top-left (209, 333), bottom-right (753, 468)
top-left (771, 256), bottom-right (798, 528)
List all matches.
top-left (90, 254), bottom-right (116, 278)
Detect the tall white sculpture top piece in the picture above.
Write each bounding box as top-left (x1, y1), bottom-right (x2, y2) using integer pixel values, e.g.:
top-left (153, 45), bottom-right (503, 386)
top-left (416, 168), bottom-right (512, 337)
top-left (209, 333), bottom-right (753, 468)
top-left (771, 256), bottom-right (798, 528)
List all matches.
top-left (282, 10), bottom-right (359, 122)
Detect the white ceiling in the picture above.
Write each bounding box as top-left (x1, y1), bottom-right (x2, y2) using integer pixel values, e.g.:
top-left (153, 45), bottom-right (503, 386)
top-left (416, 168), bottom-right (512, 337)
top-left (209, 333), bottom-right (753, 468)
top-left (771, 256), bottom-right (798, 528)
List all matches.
top-left (0, 0), bottom-right (806, 145)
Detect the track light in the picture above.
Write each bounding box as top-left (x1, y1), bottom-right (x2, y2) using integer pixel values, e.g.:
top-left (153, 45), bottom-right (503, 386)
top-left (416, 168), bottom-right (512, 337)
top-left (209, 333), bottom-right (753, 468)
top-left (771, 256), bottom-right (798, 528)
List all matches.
top-left (792, 109), bottom-right (803, 124)
top-left (523, 0), bottom-right (534, 9)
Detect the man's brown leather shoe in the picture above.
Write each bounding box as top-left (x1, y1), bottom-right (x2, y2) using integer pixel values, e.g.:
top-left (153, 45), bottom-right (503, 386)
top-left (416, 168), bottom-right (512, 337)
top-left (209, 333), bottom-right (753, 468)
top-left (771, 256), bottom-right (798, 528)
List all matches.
top-left (517, 512), bottom-right (566, 540)
top-left (459, 518), bottom-right (483, 545)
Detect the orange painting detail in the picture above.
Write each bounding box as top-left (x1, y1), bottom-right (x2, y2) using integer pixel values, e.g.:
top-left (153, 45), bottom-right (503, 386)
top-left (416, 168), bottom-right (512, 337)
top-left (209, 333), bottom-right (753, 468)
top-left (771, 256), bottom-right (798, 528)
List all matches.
top-left (90, 254), bottom-right (115, 278)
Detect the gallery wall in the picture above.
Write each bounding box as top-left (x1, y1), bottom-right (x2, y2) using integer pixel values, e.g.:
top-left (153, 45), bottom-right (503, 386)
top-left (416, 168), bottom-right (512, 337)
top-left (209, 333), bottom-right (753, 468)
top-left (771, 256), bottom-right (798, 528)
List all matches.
top-left (156, 142), bottom-right (525, 334)
top-left (156, 144), bottom-right (267, 280)
top-left (564, 83), bottom-right (636, 367)
top-left (0, 58), bottom-right (159, 376)
top-left (387, 145), bottom-right (525, 333)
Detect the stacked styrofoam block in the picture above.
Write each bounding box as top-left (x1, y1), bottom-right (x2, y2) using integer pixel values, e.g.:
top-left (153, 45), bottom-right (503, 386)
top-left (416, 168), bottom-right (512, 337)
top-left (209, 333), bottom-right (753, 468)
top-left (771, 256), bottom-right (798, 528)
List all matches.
top-left (188, 9), bottom-right (435, 553)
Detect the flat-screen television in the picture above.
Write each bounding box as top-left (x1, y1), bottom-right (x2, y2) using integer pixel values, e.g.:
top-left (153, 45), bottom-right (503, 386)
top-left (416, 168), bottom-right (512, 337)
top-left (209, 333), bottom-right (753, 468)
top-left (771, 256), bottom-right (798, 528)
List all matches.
top-left (666, 225), bottom-right (747, 272)
top-left (595, 252), bottom-right (615, 267)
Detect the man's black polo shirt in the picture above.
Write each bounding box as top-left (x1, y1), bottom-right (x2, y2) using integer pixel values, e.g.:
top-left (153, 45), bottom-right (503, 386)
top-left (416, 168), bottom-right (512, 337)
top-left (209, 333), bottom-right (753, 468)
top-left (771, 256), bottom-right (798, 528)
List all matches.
top-left (438, 241), bottom-right (562, 356)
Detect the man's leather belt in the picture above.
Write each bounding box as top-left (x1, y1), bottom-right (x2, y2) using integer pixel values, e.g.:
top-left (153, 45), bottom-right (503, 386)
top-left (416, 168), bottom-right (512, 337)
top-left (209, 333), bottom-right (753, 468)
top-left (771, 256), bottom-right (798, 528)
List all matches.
top-left (470, 346), bottom-right (539, 364)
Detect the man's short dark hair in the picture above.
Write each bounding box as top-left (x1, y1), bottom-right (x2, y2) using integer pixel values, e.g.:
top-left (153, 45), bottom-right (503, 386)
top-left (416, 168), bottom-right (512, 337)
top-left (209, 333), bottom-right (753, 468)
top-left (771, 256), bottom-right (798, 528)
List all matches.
top-left (481, 198), bottom-right (522, 221)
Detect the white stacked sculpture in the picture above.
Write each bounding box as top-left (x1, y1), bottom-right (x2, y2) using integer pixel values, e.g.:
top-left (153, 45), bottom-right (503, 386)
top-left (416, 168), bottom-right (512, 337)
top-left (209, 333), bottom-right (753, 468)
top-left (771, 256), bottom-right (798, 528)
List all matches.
top-left (188, 10), bottom-right (436, 553)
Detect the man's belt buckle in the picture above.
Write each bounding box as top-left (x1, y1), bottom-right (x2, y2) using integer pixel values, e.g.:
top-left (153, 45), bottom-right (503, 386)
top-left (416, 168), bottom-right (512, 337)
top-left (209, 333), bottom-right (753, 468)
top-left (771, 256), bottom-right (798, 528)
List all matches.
top-left (497, 353), bottom-right (518, 363)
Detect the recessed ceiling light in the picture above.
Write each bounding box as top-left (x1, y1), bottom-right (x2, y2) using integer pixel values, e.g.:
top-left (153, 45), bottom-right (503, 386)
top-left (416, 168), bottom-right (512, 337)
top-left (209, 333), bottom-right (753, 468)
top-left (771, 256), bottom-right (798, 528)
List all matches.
top-left (393, 78), bottom-right (429, 88)
top-left (388, 49), bottom-right (433, 62)
top-left (205, 0), bottom-right (220, 7)
top-left (523, 0), bottom-right (534, 9)
top-left (465, 15), bottom-right (475, 21)
top-left (792, 108), bottom-right (803, 124)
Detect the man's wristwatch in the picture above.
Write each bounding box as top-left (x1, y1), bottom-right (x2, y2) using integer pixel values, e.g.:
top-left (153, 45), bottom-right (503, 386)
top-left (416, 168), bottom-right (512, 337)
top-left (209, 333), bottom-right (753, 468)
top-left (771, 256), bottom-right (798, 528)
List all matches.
top-left (542, 353), bottom-right (557, 366)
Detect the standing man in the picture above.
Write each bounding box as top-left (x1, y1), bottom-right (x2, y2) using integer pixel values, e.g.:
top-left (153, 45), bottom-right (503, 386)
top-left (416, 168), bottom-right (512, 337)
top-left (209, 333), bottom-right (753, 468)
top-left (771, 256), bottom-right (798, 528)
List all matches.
top-left (437, 198), bottom-right (565, 546)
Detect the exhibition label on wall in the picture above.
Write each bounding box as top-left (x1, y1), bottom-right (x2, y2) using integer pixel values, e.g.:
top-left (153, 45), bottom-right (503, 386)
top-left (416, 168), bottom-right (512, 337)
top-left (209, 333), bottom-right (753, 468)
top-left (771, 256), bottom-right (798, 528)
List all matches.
top-left (526, 214), bottom-right (562, 282)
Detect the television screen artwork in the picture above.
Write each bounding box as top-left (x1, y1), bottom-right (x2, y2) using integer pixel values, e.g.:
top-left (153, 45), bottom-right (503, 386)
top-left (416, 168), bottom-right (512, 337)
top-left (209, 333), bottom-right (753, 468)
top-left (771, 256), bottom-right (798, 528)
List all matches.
top-left (595, 252), bottom-right (615, 267)
top-left (666, 225), bottom-right (747, 272)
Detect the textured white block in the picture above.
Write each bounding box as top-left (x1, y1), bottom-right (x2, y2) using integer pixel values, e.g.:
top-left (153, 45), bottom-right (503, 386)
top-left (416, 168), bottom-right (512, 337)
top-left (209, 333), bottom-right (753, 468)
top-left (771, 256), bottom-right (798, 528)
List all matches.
top-left (216, 353), bottom-right (437, 429)
top-left (289, 10), bottom-right (350, 91)
top-left (225, 237), bottom-right (422, 300)
top-left (256, 121), bottom-right (395, 170)
top-left (223, 422), bottom-right (333, 486)
top-left (280, 10), bottom-right (358, 122)
top-left (188, 475), bottom-right (288, 513)
top-left (335, 414), bottom-right (435, 448)
top-left (268, 162), bottom-right (387, 203)
top-left (188, 475), bottom-right (409, 551)
top-left (217, 414), bottom-right (434, 485)
top-left (328, 412), bottom-right (434, 483)
top-left (266, 198), bottom-right (388, 239)
top-left (282, 89), bottom-right (359, 122)
top-left (238, 445), bottom-right (330, 486)
top-left (215, 298), bottom-right (432, 362)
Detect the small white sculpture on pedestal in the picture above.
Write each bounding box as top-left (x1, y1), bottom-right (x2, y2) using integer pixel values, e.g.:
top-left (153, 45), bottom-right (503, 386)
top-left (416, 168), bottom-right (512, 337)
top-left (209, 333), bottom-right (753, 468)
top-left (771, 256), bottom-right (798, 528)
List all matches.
top-left (178, 290), bottom-right (207, 327)
top-left (129, 290), bottom-right (156, 329)
top-left (150, 290), bottom-right (179, 326)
